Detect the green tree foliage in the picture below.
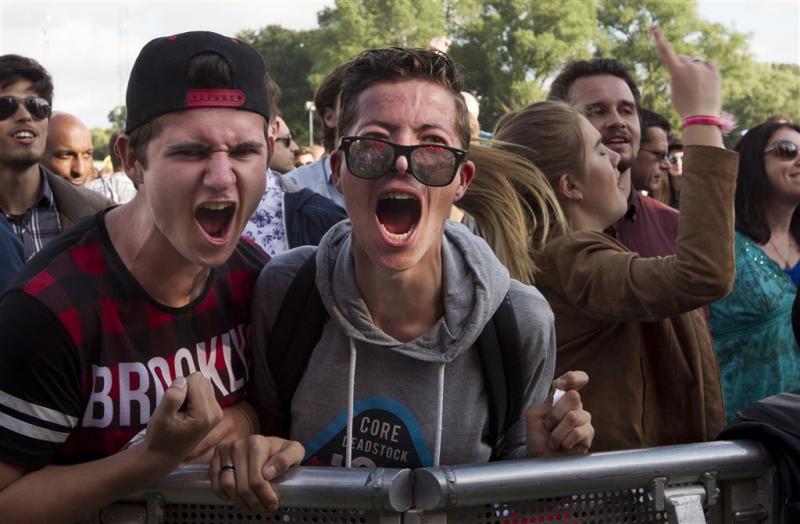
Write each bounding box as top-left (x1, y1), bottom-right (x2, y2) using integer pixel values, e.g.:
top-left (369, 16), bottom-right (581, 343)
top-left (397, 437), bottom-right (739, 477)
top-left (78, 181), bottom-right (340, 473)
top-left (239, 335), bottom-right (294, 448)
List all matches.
top-left (90, 127), bottom-right (114, 161)
top-left (238, 25), bottom-right (316, 146)
top-left (594, 0), bottom-right (799, 138)
top-left (308, 0), bottom-right (449, 87)
top-left (101, 0), bottom-right (797, 146)
top-left (107, 105), bottom-right (127, 130)
top-left (450, 0), bottom-right (597, 129)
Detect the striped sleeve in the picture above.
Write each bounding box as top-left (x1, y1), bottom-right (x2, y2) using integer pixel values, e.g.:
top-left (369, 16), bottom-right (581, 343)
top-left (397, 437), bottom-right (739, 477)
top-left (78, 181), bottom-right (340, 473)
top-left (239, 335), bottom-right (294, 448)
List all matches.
top-left (0, 291), bottom-right (82, 469)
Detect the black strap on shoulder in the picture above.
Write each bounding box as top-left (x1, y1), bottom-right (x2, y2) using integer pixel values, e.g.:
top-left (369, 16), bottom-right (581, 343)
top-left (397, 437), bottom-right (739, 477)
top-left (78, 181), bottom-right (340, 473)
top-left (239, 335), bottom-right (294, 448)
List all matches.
top-left (477, 293), bottom-right (523, 460)
top-left (267, 252), bottom-right (329, 436)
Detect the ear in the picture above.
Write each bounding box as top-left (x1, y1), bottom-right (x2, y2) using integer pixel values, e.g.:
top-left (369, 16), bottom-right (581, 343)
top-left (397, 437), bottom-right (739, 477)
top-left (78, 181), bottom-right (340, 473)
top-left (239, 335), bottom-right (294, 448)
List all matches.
top-left (330, 149), bottom-right (344, 194)
top-left (322, 108), bottom-right (337, 130)
top-left (452, 160), bottom-right (475, 201)
top-left (557, 173), bottom-right (583, 202)
top-left (116, 134), bottom-right (144, 187)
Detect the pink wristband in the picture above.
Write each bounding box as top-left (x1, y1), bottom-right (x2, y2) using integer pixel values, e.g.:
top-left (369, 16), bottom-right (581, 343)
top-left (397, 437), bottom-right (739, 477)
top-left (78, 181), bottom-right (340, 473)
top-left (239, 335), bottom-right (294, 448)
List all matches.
top-left (682, 115), bottom-right (721, 128)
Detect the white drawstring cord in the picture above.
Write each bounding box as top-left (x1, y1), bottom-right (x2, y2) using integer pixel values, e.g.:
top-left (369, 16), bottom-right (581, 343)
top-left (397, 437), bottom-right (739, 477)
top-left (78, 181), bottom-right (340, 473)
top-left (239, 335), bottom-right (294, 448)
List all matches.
top-left (345, 338), bottom-right (357, 468)
top-left (433, 363), bottom-right (445, 467)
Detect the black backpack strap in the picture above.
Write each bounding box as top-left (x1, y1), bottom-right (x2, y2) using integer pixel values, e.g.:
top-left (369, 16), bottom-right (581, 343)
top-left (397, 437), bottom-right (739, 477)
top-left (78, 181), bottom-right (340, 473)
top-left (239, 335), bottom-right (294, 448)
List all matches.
top-left (477, 293), bottom-right (523, 460)
top-left (267, 252), bottom-right (329, 436)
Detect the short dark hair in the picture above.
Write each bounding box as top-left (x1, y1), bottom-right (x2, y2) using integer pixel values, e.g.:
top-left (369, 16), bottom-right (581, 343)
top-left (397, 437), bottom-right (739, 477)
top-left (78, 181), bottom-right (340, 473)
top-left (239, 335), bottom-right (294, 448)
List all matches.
top-left (548, 58), bottom-right (642, 108)
top-left (640, 108), bottom-right (671, 145)
top-left (128, 52), bottom-right (269, 167)
top-left (314, 63), bottom-right (349, 151)
top-left (734, 120), bottom-right (800, 244)
top-left (0, 54), bottom-right (54, 105)
top-left (338, 48), bottom-right (471, 150)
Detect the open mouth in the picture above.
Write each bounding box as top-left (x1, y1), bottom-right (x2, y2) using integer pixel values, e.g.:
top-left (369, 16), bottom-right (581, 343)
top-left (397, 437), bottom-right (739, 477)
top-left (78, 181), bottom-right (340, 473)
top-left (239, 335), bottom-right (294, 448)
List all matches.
top-left (195, 202), bottom-right (235, 241)
top-left (376, 192), bottom-right (421, 241)
top-left (11, 129), bottom-right (36, 144)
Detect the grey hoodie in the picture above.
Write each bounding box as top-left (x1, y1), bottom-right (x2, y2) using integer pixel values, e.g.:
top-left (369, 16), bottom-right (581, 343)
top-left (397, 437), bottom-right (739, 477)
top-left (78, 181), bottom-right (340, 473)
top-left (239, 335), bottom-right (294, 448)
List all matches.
top-left (250, 220), bottom-right (555, 467)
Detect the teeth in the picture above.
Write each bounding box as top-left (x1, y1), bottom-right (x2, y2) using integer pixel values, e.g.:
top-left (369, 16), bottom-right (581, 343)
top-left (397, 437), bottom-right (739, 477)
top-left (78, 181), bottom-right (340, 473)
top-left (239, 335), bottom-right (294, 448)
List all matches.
top-left (380, 222), bottom-right (415, 241)
top-left (382, 192), bottom-right (416, 200)
top-left (13, 131), bottom-right (33, 139)
top-left (200, 202), bottom-right (232, 210)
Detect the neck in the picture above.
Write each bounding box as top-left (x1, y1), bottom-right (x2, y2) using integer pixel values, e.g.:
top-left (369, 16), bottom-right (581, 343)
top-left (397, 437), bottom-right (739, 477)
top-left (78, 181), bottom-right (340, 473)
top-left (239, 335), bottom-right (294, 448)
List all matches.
top-left (105, 202), bottom-right (210, 308)
top-left (0, 163), bottom-right (42, 215)
top-left (352, 243), bottom-right (443, 343)
top-left (762, 197), bottom-right (797, 239)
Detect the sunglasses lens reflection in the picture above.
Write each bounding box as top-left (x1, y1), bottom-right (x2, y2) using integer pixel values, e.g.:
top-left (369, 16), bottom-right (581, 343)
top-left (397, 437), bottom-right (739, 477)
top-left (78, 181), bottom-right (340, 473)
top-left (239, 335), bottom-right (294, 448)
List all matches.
top-left (0, 96), bottom-right (51, 121)
top-left (776, 141), bottom-right (799, 161)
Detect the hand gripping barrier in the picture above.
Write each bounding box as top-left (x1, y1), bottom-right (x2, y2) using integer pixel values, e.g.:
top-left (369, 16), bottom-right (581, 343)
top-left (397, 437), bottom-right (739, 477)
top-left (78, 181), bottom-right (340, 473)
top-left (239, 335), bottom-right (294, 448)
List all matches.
top-left (91, 440), bottom-right (775, 524)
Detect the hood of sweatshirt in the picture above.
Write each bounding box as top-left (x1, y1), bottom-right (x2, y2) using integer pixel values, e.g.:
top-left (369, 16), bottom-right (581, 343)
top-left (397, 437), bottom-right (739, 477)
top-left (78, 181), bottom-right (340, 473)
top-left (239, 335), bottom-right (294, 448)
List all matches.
top-left (315, 220), bottom-right (511, 363)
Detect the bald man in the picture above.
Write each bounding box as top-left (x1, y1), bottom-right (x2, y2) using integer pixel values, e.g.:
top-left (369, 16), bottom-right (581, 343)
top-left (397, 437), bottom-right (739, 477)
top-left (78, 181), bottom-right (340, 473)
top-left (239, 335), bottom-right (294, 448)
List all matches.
top-left (42, 112), bottom-right (95, 186)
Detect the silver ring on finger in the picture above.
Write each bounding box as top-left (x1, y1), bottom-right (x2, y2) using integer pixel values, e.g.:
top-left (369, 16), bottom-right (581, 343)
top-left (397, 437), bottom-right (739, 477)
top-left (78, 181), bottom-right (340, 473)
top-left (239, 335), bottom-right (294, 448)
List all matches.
top-left (221, 464), bottom-right (236, 473)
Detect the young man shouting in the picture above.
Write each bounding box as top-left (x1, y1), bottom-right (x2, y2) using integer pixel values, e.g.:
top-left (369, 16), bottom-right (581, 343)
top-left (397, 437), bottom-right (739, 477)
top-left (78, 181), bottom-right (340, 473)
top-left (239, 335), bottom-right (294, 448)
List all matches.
top-left (213, 48), bottom-right (593, 510)
top-left (0, 31), bottom-right (302, 522)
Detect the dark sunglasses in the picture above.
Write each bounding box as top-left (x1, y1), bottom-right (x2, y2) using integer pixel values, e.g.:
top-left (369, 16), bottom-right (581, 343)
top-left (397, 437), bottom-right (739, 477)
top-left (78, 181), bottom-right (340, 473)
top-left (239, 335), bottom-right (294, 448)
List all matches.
top-left (275, 134), bottom-right (293, 147)
top-left (765, 140), bottom-right (800, 161)
top-left (0, 96), bottom-right (51, 121)
top-left (667, 152), bottom-right (681, 165)
top-left (339, 136), bottom-right (467, 187)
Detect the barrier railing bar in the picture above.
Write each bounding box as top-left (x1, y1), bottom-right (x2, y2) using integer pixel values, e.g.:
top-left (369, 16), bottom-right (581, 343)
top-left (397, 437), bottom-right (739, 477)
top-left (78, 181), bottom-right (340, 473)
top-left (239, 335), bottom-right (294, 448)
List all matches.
top-left (413, 440), bottom-right (770, 510)
top-left (126, 464), bottom-right (414, 512)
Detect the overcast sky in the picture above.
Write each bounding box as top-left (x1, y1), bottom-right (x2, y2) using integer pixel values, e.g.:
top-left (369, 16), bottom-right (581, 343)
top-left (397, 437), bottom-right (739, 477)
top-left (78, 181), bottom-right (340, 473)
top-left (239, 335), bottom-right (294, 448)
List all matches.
top-left (0, 0), bottom-right (797, 129)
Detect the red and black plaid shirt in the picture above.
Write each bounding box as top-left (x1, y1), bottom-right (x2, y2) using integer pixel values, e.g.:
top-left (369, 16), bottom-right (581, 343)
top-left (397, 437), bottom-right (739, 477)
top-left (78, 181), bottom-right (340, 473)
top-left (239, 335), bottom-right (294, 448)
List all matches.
top-left (0, 212), bottom-right (268, 468)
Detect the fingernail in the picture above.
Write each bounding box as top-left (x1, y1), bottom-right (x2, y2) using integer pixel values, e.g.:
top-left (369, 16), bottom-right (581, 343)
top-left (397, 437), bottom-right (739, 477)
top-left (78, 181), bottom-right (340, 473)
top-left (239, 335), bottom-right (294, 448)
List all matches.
top-left (268, 503), bottom-right (279, 513)
top-left (262, 465), bottom-right (277, 480)
top-left (172, 376), bottom-right (187, 388)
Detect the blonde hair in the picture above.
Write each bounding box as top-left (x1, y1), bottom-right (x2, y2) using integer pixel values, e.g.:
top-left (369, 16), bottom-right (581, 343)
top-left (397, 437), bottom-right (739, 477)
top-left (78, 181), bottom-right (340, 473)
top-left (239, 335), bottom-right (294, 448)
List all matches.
top-left (461, 142), bottom-right (567, 285)
top-left (493, 101), bottom-right (587, 213)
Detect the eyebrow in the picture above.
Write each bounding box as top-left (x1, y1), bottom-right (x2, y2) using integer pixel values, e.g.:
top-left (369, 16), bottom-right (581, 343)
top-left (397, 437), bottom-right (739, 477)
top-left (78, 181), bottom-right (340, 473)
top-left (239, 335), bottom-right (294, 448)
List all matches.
top-left (164, 140), bottom-right (264, 154)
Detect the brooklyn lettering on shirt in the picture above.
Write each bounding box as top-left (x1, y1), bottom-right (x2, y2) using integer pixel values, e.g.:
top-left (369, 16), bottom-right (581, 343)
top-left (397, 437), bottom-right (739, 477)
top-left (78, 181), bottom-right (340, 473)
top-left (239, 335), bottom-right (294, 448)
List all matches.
top-left (82, 324), bottom-right (248, 429)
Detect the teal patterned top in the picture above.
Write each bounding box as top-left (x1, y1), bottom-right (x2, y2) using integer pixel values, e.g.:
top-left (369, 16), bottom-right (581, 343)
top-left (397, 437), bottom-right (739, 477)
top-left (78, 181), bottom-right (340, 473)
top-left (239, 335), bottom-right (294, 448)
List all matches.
top-left (709, 231), bottom-right (800, 422)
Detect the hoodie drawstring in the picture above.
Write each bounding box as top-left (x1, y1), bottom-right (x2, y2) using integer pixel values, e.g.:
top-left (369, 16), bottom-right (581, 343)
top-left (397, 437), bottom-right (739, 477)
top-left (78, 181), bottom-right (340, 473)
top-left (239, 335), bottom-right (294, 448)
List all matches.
top-left (345, 338), bottom-right (357, 468)
top-left (433, 363), bottom-right (445, 467)
top-left (344, 338), bottom-right (445, 468)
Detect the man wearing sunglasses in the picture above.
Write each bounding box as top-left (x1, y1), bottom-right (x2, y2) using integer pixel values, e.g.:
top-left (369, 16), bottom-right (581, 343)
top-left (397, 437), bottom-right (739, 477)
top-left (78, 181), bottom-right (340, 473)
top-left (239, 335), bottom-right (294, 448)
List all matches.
top-left (0, 54), bottom-right (109, 262)
top-left (211, 48), bottom-right (593, 506)
top-left (269, 116), bottom-right (298, 175)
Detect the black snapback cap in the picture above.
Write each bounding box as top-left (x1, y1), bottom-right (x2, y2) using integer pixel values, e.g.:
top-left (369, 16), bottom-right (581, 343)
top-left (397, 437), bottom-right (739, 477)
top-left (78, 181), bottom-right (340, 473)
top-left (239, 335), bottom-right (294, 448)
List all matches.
top-left (124, 31), bottom-right (269, 134)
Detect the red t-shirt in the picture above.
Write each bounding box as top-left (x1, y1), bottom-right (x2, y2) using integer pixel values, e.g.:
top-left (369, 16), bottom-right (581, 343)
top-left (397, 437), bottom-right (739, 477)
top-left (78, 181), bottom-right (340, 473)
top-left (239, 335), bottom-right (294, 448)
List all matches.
top-left (0, 212), bottom-right (267, 468)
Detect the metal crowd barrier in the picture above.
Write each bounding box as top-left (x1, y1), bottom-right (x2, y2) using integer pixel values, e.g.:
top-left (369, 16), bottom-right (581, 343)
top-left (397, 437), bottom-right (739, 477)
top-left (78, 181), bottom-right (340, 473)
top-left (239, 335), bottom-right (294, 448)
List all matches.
top-left (89, 440), bottom-right (775, 524)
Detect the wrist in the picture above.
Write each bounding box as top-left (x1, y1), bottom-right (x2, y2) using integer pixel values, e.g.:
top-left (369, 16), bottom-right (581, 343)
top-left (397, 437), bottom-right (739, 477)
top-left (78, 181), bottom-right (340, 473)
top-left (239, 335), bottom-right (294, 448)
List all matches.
top-left (121, 444), bottom-right (182, 482)
top-left (682, 115), bottom-right (721, 128)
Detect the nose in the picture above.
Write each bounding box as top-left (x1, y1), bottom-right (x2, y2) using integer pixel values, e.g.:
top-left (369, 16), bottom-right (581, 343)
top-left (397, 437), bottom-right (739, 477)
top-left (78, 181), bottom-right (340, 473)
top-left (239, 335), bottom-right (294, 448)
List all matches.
top-left (609, 149), bottom-right (621, 169)
top-left (13, 101), bottom-right (32, 122)
top-left (204, 151), bottom-right (236, 192)
top-left (394, 152), bottom-right (409, 175)
top-left (659, 155), bottom-right (671, 170)
top-left (605, 108), bottom-right (627, 130)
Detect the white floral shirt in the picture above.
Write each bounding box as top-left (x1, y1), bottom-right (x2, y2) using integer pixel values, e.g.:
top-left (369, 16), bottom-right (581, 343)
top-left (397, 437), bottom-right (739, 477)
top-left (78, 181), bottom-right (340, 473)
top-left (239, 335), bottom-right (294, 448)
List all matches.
top-left (243, 170), bottom-right (288, 257)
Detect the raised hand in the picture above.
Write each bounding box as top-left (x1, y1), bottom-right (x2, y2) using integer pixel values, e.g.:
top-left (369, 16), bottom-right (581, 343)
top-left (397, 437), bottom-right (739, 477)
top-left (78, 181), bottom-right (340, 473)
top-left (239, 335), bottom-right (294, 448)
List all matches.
top-left (526, 370), bottom-right (594, 457)
top-left (651, 25), bottom-right (722, 119)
